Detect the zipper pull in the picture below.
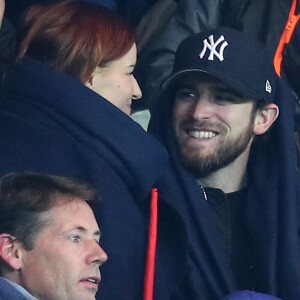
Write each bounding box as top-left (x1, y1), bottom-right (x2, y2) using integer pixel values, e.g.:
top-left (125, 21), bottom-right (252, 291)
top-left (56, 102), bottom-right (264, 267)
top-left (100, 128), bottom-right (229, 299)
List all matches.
top-left (200, 186), bottom-right (208, 201)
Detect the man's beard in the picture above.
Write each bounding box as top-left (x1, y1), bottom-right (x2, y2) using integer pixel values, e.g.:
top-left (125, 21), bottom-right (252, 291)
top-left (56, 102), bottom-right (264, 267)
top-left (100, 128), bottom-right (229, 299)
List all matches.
top-left (176, 119), bottom-right (255, 177)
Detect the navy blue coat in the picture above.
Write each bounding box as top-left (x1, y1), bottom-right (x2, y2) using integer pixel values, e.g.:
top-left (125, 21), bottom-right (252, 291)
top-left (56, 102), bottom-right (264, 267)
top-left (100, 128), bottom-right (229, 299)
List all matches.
top-left (0, 57), bottom-right (184, 299)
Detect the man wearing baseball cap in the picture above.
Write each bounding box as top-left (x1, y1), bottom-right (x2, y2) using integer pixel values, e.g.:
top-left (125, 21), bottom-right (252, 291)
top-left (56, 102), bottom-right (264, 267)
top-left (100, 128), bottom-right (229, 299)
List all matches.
top-left (150, 28), bottom-right (300, 299)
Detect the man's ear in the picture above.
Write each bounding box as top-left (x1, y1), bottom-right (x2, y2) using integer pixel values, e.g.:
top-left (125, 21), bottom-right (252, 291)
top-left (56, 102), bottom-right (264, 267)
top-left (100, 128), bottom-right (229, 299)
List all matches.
top-left (253, 103), bottom-right (279, 135)
top-left (0, 234), bottom-right (23, 270)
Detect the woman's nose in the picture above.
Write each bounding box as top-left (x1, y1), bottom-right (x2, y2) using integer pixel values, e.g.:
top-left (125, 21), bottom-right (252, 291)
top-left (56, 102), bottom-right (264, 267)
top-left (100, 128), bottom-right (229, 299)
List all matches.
top-left (132, 76), bottom-right (142, 100)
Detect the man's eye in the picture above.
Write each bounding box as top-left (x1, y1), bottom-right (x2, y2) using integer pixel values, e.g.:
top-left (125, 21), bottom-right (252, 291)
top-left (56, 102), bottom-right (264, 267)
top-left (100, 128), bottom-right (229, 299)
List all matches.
top-left (70, 235), bottom-right (81, 243)
top-left (176, 90), bottom-right (197, 101)
top-left (215, 94), bottom-right (238, 104)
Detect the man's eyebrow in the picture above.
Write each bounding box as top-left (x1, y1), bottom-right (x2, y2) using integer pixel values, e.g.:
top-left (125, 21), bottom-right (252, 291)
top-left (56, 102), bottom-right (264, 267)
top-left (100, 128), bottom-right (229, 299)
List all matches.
top-left (70, 226), bottom-right (86, 232)
top-left (69, 226), bottom-right (101, 238)
top-left (213, 86), bottom-right (243, 97)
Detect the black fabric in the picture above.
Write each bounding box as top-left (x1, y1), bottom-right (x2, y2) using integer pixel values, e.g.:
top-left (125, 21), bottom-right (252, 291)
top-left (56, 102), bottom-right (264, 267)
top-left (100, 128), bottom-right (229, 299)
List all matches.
top-left (5, 0), bottom-right (116, 25)
top-left (116, 0), bottom-right (157, 26)
top-left (207, 188), bottom-right (253, 290)
top-left (156, 163), bottom-right (235, 300)
top-left (223, 0), bottom-right (300, 101)
top-left (0, 17), bottom-right (14, 67)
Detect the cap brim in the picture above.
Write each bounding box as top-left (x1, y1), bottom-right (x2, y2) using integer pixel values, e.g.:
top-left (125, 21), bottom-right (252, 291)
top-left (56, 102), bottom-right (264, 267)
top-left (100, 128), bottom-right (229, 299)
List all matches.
top-left (162, 69), bottom-right (265, 102)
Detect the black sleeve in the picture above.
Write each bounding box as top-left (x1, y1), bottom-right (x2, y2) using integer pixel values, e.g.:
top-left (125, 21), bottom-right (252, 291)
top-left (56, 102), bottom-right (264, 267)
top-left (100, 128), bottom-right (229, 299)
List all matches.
top-left (0, 17), bottom-right (14, 65)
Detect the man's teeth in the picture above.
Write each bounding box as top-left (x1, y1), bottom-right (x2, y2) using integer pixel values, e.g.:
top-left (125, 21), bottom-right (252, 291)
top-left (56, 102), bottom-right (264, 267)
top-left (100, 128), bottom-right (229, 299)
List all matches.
top-left (87, 278), bottom-right (96, 283)
top-left (189, 130), bottom-right (216, 139)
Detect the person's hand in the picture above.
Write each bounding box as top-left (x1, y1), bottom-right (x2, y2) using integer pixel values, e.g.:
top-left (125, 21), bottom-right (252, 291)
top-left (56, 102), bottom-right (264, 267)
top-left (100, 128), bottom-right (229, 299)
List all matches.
top-left (0, 0), bottom-right (5, 30)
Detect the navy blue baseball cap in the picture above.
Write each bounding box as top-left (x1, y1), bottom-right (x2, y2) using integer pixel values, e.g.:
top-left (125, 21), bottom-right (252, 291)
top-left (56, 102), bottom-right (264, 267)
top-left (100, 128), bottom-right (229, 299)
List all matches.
top-left (162, 27), bottom-right (278, 103)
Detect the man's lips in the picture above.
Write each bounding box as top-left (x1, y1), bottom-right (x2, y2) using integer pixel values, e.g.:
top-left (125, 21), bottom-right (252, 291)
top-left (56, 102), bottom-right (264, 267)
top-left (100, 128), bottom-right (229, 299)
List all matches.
top-left (80, 276), bottom-right (100, 289)
top-left (179, 119), bottom-right (226, 139)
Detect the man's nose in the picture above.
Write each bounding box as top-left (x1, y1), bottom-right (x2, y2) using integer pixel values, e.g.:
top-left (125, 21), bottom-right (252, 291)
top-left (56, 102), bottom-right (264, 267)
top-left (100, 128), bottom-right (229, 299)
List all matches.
top-left (191, 97), bottom-right (215, 120)
top-left (87, 241), bottom-right (108, 266)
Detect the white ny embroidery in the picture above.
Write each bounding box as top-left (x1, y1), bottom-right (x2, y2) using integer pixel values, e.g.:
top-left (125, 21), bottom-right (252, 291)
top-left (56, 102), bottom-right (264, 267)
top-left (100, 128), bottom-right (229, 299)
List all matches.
top-left (199, 35), bottom-right (228, 61)
top-left (265, 80), bottom-right (272, 94)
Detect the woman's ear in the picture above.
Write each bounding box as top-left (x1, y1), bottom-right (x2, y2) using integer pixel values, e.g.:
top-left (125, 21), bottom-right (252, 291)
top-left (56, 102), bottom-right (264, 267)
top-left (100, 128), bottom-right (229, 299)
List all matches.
top-left (85, 67), bottom-right (103, 89)
top-left (85, 75), bottom-right (94, 89)
top-left (0, 234), bottom-right (23, 271)
top-left (253, 103), bottom-right (279, 135)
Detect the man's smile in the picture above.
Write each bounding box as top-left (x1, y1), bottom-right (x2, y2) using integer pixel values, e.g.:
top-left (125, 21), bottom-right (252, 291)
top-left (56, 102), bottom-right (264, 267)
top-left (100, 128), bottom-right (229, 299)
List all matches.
top-left (187, 130), bottom-right (217, 139)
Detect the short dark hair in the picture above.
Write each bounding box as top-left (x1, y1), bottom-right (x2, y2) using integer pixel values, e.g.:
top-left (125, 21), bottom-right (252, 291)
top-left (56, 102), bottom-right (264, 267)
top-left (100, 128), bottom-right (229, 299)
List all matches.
top-left (0, 172), bottom-right (99, 250)
top-left (15, 0), bottom-right (135, 83)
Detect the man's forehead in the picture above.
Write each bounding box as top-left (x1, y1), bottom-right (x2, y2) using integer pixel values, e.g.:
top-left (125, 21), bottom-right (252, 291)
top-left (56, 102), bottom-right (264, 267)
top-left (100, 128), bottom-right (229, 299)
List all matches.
top-left (176, 72), bottom-right (222, 86)
top-left (175, 73), bottom-right (242, 94)
top-left (46, 198), bottom-right (99, 232)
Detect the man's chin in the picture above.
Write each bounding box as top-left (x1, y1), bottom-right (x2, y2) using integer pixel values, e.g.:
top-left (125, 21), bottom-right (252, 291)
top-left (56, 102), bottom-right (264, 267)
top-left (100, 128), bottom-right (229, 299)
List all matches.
top-left (180, 149), bottom-right (214, 166)
top-left (180, 153), bottom-right (212, 175)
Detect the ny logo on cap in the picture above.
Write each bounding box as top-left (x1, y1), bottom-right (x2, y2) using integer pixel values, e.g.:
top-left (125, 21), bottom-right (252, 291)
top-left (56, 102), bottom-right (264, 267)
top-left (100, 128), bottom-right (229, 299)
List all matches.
top-left (199, 35), bottom-right (228, 61)
top-left (265, 80), bottom-right (272, 94)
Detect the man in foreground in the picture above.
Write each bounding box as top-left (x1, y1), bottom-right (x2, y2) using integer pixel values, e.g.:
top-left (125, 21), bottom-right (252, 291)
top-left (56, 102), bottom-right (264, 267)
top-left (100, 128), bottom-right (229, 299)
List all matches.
top-left (0, 172), bottom-right (108, 300)
top-left (150, 28), bottom-right (300, 299)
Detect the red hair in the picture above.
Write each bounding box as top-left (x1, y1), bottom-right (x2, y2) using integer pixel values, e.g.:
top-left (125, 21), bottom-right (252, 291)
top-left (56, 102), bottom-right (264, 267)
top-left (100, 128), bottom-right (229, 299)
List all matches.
top-left (15, 0), bottom-right (135, 83)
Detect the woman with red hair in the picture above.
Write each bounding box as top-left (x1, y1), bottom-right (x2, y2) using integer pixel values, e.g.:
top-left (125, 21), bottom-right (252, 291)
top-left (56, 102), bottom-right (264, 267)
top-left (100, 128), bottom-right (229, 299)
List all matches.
top-left (15, 0), bottom-right (142, 114)
top-left (0, 1), bottom-right (179, 299)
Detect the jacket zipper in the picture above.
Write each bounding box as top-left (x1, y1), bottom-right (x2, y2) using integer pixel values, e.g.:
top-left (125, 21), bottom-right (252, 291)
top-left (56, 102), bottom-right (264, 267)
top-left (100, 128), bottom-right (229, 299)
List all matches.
top-left (200, 186), bottom-right (208, 201)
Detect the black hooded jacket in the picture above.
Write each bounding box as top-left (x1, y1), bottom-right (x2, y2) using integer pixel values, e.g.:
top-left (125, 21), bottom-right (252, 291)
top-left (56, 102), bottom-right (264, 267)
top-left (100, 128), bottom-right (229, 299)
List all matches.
top-left (149, 76), bottom-right (300, 298)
